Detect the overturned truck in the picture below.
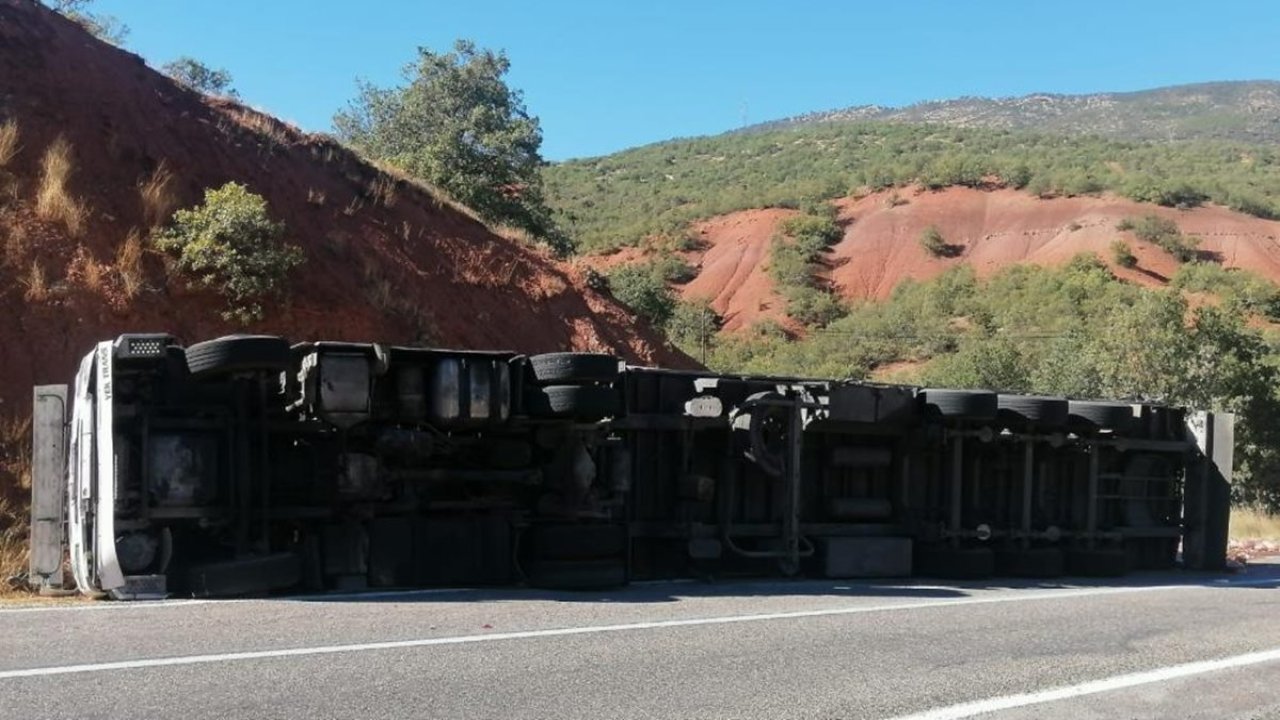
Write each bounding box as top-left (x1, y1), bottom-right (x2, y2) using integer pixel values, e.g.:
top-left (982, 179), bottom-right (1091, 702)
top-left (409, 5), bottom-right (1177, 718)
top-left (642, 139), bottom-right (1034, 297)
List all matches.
top-left (28, 334), bottom-right (1233, 599)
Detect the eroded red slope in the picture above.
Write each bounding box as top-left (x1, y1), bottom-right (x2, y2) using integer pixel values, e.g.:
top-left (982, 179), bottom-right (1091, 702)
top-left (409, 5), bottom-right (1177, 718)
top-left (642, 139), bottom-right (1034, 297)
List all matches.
top-left (831, 187), bottom-right (1280, 299)
top-left (0, 0), bottom-right (691, 411)
top-left (638, 187), bottom-right (1280, 332)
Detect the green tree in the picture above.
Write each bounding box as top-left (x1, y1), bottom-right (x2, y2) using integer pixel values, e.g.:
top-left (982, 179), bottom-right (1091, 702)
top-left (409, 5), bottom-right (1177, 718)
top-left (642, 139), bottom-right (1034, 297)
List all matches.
top-left (163, 57), bottom-right (238, 97)
top-left (156, 182), bottom-right (304, 324)
top-left (921, 333), bottom-right (1032, 392)
top-left (334, 40), bottom-right (566, 253)
top-left (666, 299), bottom-right (723, 359)
top-left (45, 0), bottom-right (128, 44)
top-left (605, 264), bottom-right (676, 326)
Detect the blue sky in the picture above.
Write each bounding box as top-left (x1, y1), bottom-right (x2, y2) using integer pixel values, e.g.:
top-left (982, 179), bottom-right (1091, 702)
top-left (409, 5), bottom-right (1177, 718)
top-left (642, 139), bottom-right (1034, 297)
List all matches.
top-left (94, 0), bottom-right (1279, 161)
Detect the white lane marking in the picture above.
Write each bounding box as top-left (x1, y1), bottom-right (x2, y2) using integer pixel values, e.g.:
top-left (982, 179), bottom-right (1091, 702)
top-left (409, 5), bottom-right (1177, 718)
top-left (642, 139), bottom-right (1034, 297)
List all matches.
top-left (0, 599), bottom-right (218, 614)
top-left (0, 586), bottom-right (481, 614)
top-left (889, 647), bottom-right (1280, 720)
top-left (1, 576), bottom-right (1277, 680)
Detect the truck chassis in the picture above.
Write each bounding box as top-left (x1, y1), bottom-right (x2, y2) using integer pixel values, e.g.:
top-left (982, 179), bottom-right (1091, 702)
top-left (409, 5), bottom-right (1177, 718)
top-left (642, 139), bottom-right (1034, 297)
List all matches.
top-left (27, 334), bottom-right (1234, 599)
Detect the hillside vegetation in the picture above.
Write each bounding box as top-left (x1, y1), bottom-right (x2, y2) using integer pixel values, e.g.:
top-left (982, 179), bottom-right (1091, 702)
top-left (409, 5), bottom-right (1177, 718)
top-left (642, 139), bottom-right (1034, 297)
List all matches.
top-left (746, 81), bottom-right (1280, 144)
top-left (546, 121), bottom-right (1280, 254)
top-left (708, 256), bottom-right (1280, 509)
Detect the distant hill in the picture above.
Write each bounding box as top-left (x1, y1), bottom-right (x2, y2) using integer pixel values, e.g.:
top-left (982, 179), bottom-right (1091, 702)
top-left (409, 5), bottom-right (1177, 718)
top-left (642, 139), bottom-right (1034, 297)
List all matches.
top-left (546, 118), bottom-right (1280, 255)
top-left (742, 81), bottom-right (1280, 144)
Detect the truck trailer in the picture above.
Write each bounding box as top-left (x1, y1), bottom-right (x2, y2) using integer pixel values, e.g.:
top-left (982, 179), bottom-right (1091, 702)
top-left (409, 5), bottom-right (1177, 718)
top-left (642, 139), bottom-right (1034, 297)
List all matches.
top-left (27, 333), bottom-right (1234, 599)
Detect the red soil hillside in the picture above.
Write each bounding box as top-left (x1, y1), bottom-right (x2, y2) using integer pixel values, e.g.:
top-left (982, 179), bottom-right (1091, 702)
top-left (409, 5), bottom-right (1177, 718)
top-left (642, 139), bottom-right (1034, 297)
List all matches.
top-left (682, 209), bottom-right (799, 332)
top-left (627, 186), bottom-right (1280, 333)
top-left (0, 0), bottom-right (690, 413)
top-left (830, 187), bottom-right (1280, 300)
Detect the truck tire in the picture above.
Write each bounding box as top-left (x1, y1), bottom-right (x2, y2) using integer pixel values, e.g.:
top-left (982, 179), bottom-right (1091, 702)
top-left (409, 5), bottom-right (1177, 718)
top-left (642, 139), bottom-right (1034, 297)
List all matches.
top-left (997, 394), bottom-right (1069, 427)
top-left (995, 547), bottom-right (1065, 578)
top-left (528, 353), bottom-right (620, 385)
top-left (732, 391), bottom-right (789, 477)
top-left (1068, 401), bottom-right (1134, 434)
top-left (526, 559), bottom-right (627, 590)
top-left (185, 335), bottom-right (291, 378)
top-left (914, 546), bottom-right (994, 580)
top-left (922, 389), bottom-right (998, 421)
top-left (525, 385), bottom-right (619, 421)
top-left (528, 524), bottom-right (627, 561)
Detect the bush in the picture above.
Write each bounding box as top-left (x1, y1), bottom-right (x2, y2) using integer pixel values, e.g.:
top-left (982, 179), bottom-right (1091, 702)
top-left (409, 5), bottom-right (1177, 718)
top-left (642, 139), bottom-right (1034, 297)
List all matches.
top-left (606, 263), bottom-right (676, 325)
top-left (779, 213), bottom-right (842, 254)
top-left (1118, 214), bottom-right (1199, 262)
top-left (780, 285), bottom-right (846, 327)
top-left (1171, 262), bottom-right (1280, 319)
top-left (156, 182), bottom-right (304, 323)
top-left (1111, 239), bottom-right (1137, 268)
top-left (1125, 214), bottom-right (1179, 243)
top-left (649, 253), bottom-right (696, 284)
top-left (769, 239), bottom-right (814, 288)
top-left (666, 299), bottom-right (723, 354)
top-left (919, 225), bottom-right (948, 257)
top-left (162, 57), bottom-right (237, 97)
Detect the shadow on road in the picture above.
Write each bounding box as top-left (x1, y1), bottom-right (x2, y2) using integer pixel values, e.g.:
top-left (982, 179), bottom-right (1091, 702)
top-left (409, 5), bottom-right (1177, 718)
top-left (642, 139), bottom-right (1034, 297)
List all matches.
top-left (277, 562), bottom-right (1280, 606)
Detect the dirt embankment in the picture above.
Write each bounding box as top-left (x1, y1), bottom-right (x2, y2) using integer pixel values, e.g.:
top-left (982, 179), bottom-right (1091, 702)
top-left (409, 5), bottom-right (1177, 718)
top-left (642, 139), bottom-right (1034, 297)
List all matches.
top-left (604, 186), bottom-right (1280, 333)
top-left (830, 187), bottom-right (1280, 300)
top-left (0, 0), bottom-right (692, 416)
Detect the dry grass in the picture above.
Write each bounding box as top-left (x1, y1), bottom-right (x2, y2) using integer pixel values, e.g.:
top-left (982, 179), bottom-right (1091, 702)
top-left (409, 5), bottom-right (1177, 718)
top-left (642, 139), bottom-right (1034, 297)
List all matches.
top-left (0, 501), bottom-right (26, 588)
top-left (368, 159), bottom-right (485, 222)
top-left (369, 176), bottom-right (397, 208)
top-left (0, 120), bottom-right (19, 168)
top-left (1230, 507), bottom-right (1280, 540)
top-left (69, 245), bottom-right (107, 293)
top-left (0, 414), bottom-right (31, 587)
top-left (22, 260), bottom-right (48, 302)
top-left (35, 137), bottom-right (86, 236)
top-left (138, 160), bottom-right (178, 228)
top-left (230, 107), bottom-right (292, 148)
top-left (494, 224), bottom-right (536, 245)
top-left (342, 196), bottom-right (365, 217)
top-left (360, 258), bottom-right (436, 344)
top-left (117, 229), bottom-right (145, 298)
top-left (306, 188), bottom-right (326, 207)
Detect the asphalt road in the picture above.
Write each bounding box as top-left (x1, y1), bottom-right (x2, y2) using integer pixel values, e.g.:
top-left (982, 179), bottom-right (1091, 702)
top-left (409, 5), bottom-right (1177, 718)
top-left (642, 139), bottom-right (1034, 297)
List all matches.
top-left (3, 563), bottom-right (1279, 720)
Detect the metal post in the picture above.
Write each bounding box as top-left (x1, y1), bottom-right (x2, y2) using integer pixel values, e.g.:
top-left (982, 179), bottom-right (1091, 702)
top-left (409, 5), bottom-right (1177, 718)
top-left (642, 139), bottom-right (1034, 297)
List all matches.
top-left (1021, 440), bottom-right (1034, 549)
top-left (782, 400), bottom-right (804, 575)
top-left (949, 436), bottom-right (963, 546)
top-left (899, 449), bottom-right (911, 511)
top-left (258, 376), bottom-right (272, 552)
top-left (234, 382), bottom-right (251, 555)
top-left (1086, 443), bottom-right (1099, 549)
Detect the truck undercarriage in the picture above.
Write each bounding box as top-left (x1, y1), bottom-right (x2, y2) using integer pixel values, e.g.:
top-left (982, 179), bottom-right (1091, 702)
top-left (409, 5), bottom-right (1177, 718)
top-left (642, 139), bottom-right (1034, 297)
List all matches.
top-left (28, 334), bottom-right (1233, 599)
